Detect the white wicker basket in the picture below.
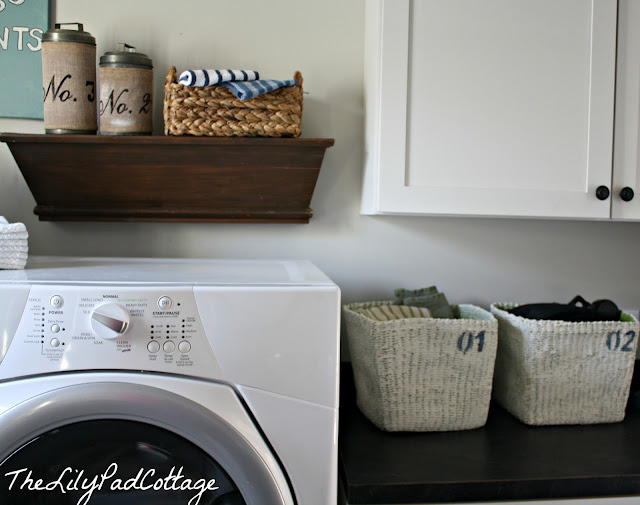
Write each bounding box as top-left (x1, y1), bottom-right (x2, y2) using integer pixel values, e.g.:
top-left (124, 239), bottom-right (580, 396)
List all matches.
top-left (491, 303), bottom-right (639, 426)
top-left (343, 301), bottom-right (498, 432)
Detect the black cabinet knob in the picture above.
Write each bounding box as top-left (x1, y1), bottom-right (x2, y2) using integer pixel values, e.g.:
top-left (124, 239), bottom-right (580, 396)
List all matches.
top-left (595, 185), bottom-right (610, 200)
top-left (620, 187), bottom-right (635, 202)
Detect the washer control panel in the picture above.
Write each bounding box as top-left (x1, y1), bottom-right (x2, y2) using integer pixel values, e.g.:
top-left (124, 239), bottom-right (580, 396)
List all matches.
top-left (0, 285), bottom-right (223, 379)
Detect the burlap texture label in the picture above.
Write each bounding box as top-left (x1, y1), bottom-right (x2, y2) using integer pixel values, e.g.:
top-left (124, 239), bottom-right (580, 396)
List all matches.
top-left (42, 42), bottom-right (97, 132)
top-left (99, 67), bottom-right (153, 134)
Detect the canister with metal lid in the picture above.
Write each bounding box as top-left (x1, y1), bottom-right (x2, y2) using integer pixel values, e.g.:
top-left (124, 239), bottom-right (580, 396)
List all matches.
top-left (41, 23), bottom-right (97, 134)
top-left (99, 43), bottom-right (153, 135)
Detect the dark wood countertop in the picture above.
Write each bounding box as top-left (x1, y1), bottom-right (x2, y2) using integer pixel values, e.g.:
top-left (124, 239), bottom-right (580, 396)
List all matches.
top-left (339, 363), bottom-right (640, 504)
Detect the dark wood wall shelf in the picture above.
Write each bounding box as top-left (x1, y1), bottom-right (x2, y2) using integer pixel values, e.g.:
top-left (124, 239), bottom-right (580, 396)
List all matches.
top-left (0, 133), bottom-right (334, 223)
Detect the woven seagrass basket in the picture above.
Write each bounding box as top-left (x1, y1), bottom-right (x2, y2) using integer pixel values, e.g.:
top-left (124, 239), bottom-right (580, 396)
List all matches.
top-left (163, 67), bottom-right (303, 137)
top-left (491, 303), bottom-right (639, 426)
top-left (343, 301), bottom-right (498, 432)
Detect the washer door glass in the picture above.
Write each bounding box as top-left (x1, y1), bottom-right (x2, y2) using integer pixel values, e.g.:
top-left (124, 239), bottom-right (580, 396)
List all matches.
top-left (0, 419), bottom-right (245, 505)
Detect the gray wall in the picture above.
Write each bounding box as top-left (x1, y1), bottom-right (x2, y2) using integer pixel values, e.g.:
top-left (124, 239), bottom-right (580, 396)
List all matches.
top-left (1, 0), bottom-right (639, 318)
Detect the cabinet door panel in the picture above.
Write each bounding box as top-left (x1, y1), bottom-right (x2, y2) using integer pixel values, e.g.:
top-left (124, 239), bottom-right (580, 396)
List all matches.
top-left (612, 0), bottom-right (640, 220)
top-left (363, 0), bottom-right (617, 218)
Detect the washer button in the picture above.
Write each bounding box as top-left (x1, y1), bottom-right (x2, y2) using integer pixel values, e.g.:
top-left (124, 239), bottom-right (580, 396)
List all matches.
top-left (51, 324), bottom-right (61, 333)
top-left (163, 340), bottom-right (176, 353)
top-left (157, 296), bottom-right (173, 310)
top-left (178, 341), bottom-right (191, 353)
top-left (50, 295), bottom-right (64, 308)
top-left (50, 338), bottom-right (60, 347)
top-left (147, 341), bottom-right (160, 353)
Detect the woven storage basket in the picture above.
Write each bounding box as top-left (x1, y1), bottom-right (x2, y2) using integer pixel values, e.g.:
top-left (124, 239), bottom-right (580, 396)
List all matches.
top-left (163, 67), bottom-right (303, 137)
top-left (491, 303), bottom-right (639, 426)
top-left (343, 301), bottom-right (498, 432)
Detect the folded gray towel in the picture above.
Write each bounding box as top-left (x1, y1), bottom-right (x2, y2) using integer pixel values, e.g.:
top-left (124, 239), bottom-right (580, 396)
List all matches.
top-left (395, 285), bottom-right (455, 319)
top-left (394, 286), bottom-right (438, 301)
top-left (404, 293), bottom-right (454, 319)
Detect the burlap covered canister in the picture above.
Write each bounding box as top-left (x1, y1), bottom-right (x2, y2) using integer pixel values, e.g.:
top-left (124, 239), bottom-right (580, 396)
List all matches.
top-left (41, 23), bottom-right (97, 134)
top-left (99, 44), bottom-right (153, 135)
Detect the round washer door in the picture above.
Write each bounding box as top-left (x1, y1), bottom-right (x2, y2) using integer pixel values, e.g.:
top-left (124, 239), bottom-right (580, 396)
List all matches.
top-left (0, 382), bottom-right (294, 505)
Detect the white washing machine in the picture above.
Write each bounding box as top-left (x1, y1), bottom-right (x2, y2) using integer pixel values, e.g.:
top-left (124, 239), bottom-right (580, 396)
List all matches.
top-left (0, 256), bottom-right (340, 505)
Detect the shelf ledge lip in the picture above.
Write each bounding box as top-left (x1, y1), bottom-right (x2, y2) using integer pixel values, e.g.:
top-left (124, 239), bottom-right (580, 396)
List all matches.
top-left (0, 132), bottom-right (335, 148)
top-left (34, 206), bottom-right (313, 224)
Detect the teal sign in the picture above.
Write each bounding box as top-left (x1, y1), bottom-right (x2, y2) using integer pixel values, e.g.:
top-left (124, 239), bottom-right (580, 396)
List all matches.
top-left (0, 0), bottom-right (49, 119)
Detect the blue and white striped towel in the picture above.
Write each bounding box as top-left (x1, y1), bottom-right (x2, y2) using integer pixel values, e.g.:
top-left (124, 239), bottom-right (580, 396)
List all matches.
top-left (220, 79), bottom-right (298, 101)
top-left (178, 69), bottom-right (260, 87)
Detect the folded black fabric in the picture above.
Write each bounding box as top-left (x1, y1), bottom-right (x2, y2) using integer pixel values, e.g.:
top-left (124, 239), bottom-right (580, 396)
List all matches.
top-left (509, 296), bottom-right (621, 322)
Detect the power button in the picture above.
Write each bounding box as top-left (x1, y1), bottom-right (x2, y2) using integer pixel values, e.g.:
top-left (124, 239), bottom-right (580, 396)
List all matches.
top-left (50, 295), bottom-right (64, 308)
top-left (157, 296), bottom-right (172, 310)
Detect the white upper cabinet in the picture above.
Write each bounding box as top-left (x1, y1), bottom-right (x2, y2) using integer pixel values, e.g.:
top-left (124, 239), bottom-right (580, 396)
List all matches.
top-left (362, 0), bottom-right (619, 219)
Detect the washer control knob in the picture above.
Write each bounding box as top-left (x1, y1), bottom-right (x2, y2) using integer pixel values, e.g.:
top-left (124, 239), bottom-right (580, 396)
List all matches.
top-left (163, 340), bottom-right (176, 353)
top-left (90, 303), bottom-right (130, 340)
top-left (157, 296), bottom-right (173, 310)
top-left (50, 338), bottom-right (60, 347)
top-left (178, 341), bottom-right (191, 353)
top-left (147, 340), bottom-right (160, 353)
top-left (51, 324), bottom-right (61, 333)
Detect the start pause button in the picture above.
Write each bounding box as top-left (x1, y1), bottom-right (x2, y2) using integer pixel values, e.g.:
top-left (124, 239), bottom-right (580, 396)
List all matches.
top-left (157, 296), bottom-right (173, 310)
